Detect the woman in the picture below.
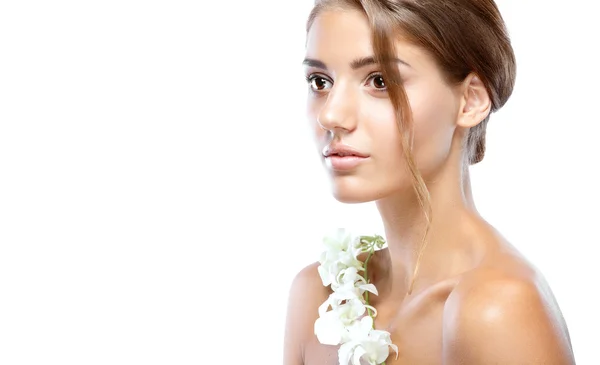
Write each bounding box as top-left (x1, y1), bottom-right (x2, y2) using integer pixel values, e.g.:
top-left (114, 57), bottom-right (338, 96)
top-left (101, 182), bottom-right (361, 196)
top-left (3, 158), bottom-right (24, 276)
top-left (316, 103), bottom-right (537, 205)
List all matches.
top-left (283, 0), bottom-right (575, 364)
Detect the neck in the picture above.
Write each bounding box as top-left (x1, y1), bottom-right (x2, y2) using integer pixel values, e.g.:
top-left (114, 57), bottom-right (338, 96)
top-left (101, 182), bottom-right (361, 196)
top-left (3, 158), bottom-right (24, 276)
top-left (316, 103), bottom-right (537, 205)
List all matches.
top-left (372, 155), bottom-right (481, 302)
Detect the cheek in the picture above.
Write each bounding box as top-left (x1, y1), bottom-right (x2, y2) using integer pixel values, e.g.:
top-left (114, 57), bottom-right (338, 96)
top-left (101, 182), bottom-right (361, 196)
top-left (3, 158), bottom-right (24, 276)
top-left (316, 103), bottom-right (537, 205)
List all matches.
top-left (408, 85), bottom-right (458, 170)
top-left (362, 99), bottom-right (406, 169)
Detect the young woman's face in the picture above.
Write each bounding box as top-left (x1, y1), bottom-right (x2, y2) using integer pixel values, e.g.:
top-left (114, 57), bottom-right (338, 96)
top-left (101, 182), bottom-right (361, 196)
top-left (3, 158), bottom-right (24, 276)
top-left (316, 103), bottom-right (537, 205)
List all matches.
top-left (304, 9), bottom-right (463, 203)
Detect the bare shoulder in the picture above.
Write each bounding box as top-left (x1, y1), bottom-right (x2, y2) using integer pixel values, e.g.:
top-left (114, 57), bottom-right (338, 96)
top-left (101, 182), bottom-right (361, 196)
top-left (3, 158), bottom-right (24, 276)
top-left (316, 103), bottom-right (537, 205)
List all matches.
top-left (442, 237), bottom-right (575, 364)
top-left (283, 262), bottom-right (329, 365)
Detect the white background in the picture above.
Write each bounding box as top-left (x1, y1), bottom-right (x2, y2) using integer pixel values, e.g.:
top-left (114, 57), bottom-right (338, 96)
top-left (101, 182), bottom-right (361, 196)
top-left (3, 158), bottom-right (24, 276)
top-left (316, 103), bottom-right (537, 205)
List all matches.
top-left (0, 0), bottom-right (598, 364)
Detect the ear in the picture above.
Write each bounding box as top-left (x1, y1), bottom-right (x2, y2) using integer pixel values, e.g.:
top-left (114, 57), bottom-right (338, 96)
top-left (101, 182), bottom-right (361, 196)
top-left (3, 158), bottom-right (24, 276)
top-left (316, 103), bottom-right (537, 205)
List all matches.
top-left (458, 73), bottom-right (492, 128)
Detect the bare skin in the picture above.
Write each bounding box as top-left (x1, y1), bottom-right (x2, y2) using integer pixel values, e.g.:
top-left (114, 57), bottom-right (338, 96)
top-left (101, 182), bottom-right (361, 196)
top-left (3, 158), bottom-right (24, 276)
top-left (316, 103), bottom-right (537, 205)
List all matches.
top-left (284, 8), bottom-right (575, 365)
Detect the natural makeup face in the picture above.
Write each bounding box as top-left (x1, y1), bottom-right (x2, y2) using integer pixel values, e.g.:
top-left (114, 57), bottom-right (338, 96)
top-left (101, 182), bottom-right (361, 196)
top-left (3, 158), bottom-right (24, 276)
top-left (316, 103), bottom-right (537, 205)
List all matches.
top-left (304, 9), bottom-right (464, 203)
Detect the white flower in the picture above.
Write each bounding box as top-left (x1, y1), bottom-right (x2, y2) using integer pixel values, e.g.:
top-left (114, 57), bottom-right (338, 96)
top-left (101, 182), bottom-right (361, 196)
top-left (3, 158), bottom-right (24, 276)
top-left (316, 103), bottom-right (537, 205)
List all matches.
top-left (322, 269), bottom-right (378, 318)
top-left (323, 228), bottom-right (354, 249)
top-left (333, 267), bottom-right (378, 296)
top-left (318, 229), bottom-right (363, 287)
top-left (338, 317), bottom-right (399, 365)
top-left (314, 229), bottom-right (397, 365)
top-left (318, 251), bottom-right (363, 287)
top-left (314, 307), bottom-right (346, 345)
top-left (314, 298), bottom-right (366, 345)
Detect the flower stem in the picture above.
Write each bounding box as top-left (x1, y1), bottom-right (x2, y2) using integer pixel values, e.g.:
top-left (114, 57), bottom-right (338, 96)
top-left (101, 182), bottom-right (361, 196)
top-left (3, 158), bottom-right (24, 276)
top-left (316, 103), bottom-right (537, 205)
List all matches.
top-left (360, 237), bottom-right (388, 365)
top-left (362, 241), bottom-right (375, 324)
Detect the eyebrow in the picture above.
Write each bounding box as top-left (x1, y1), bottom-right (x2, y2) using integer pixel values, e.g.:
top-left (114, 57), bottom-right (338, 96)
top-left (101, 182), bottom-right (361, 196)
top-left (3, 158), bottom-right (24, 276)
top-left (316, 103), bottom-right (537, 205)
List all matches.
top-left (302, 56), bottom-right (411, 70)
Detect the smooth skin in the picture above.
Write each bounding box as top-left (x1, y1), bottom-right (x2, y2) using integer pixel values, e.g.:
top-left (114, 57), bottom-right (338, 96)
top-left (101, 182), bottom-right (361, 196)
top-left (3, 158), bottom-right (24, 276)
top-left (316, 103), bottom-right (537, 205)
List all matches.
top-left (283, 9), bottom-right (575, 365)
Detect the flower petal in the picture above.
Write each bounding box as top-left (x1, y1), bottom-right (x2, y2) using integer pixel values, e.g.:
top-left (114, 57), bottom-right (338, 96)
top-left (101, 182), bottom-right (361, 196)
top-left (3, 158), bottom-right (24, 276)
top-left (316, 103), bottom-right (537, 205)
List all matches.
top-left (359, 283), bottom-right (378, 296)
top-left (314, 312), bottom-right (344, 345)
top-left (352, 345), bottom-right (366, 365)
top-left (338, 341), bottom-right (357, 365)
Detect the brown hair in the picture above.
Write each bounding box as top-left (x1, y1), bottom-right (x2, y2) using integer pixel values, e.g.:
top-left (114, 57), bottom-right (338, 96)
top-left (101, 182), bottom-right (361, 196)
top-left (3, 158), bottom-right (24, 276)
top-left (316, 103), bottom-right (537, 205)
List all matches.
top-left (306, 0), bottom-right (516, 293)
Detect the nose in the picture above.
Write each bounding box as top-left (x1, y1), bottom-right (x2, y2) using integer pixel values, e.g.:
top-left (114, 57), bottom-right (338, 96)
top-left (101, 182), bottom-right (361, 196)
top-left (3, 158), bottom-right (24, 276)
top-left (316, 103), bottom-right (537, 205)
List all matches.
top-left (316, 82), bottom-right (358, 133)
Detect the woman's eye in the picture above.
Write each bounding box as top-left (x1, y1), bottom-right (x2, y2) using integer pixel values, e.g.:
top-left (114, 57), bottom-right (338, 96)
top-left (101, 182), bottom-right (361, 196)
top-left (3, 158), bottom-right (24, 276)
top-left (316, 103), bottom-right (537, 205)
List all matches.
top-left (307, 75), bottom-right (331, 91)
top-left (368, 74), bottom-right (387, 90)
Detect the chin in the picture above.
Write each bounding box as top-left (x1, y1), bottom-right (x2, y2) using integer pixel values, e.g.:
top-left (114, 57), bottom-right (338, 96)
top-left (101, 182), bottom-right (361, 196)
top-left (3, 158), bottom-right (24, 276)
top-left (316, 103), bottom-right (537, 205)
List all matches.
top-left (330, 180), bottom-right (383, 204)
top-left (328, 173), bottom-right (411, 204)
top-left (332, 191), bottom-right (372, 204)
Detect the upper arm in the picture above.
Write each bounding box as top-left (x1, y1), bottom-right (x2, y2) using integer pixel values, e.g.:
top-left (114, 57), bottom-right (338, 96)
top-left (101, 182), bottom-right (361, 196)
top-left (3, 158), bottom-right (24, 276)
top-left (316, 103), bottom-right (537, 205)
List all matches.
top-left (442, 275), bottom-right (575, 365)
top-left (283, 262), bottom-right (324, 365)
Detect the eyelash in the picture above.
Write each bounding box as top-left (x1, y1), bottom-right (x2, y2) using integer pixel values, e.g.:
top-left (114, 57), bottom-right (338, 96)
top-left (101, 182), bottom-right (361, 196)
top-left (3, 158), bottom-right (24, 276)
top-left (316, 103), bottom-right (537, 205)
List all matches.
top-left (305, 72), bottom-right (387, 93)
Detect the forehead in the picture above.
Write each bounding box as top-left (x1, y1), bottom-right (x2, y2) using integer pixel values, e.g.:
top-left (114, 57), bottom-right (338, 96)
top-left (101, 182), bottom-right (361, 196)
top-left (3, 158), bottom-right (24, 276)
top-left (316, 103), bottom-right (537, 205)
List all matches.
top-left (306, 9), bottom-right (373, 59)
top-left (305, 9), bottom-right (432, 72)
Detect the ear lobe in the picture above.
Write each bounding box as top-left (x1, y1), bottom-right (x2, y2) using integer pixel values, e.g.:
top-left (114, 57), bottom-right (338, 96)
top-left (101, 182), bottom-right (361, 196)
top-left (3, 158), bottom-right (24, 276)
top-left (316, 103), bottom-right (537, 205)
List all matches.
top-left (458, 74), bottom-right (492, 128)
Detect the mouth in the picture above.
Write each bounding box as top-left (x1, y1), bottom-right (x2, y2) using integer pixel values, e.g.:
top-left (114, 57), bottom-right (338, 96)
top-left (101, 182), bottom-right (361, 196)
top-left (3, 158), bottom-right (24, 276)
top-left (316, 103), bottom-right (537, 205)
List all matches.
top-left (322, 144), bottom-right (369, 159)
top-left (323, 151), bottom-right (369, 171)
top-left (322, 143), bottom-right (369, 171)
top-left (325, 151), bottom-right (367, 158)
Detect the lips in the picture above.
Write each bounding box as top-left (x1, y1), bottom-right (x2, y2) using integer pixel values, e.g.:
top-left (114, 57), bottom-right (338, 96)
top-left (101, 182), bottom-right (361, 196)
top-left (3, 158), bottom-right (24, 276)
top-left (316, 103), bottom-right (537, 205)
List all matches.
top-left (322, 144), bottom-right (369, 158)
top-left (322, 143), bottom-right (369, 171)
top-left (328, 151), bottom-right (361, 157)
